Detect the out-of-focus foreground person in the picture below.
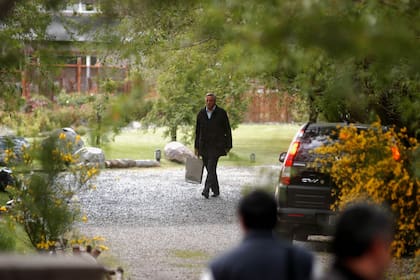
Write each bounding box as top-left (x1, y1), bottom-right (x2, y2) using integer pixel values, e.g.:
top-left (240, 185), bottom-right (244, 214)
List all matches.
top-left (322, 203), bottom-right (394, 280)
top-left (202, 190), bottom-right (313, 280)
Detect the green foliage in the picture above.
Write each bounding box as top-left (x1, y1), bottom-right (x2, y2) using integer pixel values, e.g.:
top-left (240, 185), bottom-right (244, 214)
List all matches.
top-left (5, 133), bottom-right (99, 251)
top-left (56, 92), bottom-right (96, 107)
top-left (96, 1), bottom-right (250, 141)
top-left (0, 219), bottom-right (16, 251)
top-left (198, 0), bottom-right (420, 137)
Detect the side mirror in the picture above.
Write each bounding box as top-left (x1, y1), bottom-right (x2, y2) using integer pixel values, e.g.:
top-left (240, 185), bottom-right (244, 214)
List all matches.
top-left (279, 152), bottom-right (287, 163)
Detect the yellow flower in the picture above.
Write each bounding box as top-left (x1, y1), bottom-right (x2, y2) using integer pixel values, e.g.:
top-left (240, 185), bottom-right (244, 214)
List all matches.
top-left (75, 135), bottom-right (81, 143)
top-left (0, 206), bottom-right (7, 212)
top-left (98, 245), bottom-right (109, 251)
top-left (82, 215), bottom-right (88, 223)
top-left (59, 132), bottom-right (66, 140)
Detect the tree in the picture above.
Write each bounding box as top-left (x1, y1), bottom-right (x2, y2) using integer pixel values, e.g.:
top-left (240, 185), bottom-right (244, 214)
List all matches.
top-left (96, 0), bottom-right (250, 141)
top-left (198, 0), bottom-right (420, 137)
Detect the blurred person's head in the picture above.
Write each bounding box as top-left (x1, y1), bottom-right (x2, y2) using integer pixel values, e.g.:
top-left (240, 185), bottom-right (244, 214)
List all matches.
top-left (332, 202), bottom-right (394, 280)
top-left (238, 190), bottom-right (277, 232)
top-left (205, 93), bottom-right (216, 110)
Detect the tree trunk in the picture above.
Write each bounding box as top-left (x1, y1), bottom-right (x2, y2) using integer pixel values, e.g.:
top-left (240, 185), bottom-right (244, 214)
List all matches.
top-left (308, 94), bottom-right (318, 123)
top-left (170, 125), bottom-right (177, 141)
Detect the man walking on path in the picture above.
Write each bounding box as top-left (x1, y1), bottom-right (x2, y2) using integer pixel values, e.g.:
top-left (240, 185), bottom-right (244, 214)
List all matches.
top-left (201, 190), bottom-right (314, 280)
top-left (195, 93), bottom-right (232, 199)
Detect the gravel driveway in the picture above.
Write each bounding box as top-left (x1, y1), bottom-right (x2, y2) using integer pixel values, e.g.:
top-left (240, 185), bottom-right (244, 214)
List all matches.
top-left (78, 166), bottom-right (280, 279)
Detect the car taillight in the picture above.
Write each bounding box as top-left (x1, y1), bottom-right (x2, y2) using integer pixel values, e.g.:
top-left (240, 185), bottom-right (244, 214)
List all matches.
top-left (280, 141), bottom-right (300, 185)
top-left (392, 146), bottom-right (401, 161)
top-left (285, 142), bottom-right (300, 167)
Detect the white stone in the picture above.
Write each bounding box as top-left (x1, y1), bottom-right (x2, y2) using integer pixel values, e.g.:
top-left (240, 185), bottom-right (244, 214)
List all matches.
top-left (164, 141), bottom-right (195, 164)
top-left (75, 147), bottom-right (105, 167)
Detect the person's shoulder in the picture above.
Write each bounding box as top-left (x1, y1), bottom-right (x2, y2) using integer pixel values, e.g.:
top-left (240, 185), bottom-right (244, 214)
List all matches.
top-left (215, 106), bottom-right (227, 113)
top-left (291, 243), bottom-right (313, 259)
top-left (197, 107), bottom-right (206, 116)
top-left (210, 245), bottom-right (244, 272)
top-left (211, 247), bottom-right (239, 267)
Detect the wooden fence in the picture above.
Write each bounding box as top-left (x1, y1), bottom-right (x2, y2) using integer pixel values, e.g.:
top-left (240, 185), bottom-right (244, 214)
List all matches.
top-left (243, 87), bottom-right (294, 123)
top-left (21, 58), bottom-right (130, 99)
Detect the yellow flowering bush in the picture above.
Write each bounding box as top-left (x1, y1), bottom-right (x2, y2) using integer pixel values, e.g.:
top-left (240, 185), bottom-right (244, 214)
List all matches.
top-left (69, 234), bottom-right (109, 252)
top-left (5, 131), bottom-right (101, 252)
top-left (315, 122), bottom-right (419, 257)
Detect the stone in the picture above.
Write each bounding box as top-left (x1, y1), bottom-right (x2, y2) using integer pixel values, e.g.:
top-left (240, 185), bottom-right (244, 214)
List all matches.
top-left (44, 127), bottom-right (85, 154)
top-left (75, 147), bottom-right (105, 168)
top-left (135, 160), bottom-right (160, 167)
top-left (0, 136), bottom-right (30, 165)
top-left (0, 126), bottom-right (15, 136)
top-left (164, 141), bottom-right (195, 164)
top-left (123, 121), bottom-right (142, 131)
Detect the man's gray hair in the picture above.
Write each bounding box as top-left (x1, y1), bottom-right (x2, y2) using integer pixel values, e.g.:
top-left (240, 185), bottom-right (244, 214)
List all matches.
top-left (206, 92), bottom-right (217, 100)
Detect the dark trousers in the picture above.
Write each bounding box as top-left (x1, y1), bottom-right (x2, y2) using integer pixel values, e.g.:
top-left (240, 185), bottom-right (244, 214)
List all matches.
top-left (202, 156), bottom-right (220, 195)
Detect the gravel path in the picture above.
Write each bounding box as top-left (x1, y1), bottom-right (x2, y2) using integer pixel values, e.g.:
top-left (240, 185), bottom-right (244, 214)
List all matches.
top-left (78, 166), bottom-right (280, 279)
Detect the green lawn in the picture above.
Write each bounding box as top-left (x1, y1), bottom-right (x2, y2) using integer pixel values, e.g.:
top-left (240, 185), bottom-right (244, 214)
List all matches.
top-left (101, 123), bottom-right (300, 167)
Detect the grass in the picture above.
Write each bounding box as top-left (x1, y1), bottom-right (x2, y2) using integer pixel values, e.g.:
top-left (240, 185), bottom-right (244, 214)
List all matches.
top-left (100, 123), bottom-right (300, 167)
top-left (170, 249), bottom-right (210, 259)
top-left (169, 249), bottom-right (210, 269)
top-left (0, 192), bottom-right (9, 205)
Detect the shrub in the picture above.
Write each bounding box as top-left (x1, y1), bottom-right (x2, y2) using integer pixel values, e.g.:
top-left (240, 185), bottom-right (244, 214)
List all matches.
top-left (0, 219), bottom-right (16, 251)
top-left (315, 122), bottom-right (419, 257)
top-left (5, 133), bottom-right (99, 251)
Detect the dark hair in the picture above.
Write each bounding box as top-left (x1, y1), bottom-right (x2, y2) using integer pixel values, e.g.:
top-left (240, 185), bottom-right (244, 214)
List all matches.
top-left (332, 203), bottom-right (394, 259)
top-left (239, 190), bottom-right (277, 230)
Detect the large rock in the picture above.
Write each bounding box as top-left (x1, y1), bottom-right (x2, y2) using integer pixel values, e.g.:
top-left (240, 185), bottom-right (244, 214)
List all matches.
top-left (0, 136), bottom-right (30, 165)
top-left (164, 141), bottom-right (195, 164)
top-left (0, 126), bottom-right (15, 136)
top-left (44, 127), bottom-right (85, 154)
top-left (75, 147), bottom-right (105, 168)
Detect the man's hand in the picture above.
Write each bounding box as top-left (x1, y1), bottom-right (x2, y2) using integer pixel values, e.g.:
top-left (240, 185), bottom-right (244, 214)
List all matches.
top-left (194, 148), bottom-right (199, 157)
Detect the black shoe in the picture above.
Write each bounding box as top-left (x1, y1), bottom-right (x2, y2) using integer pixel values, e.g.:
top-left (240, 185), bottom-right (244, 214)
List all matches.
top-left (202, 192), bottom-right (209, 199)
top-left (211, 193), bottom-right (219, 197)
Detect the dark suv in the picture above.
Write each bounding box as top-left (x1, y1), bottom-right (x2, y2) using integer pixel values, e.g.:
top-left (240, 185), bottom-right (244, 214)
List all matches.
top-left (275, 122), bottom-right (368, 241)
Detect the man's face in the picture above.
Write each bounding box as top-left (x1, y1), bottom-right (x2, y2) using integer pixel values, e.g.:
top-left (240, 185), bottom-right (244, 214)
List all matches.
top-left (206, 95), bottom-right (216, 110)
top-left (371, 237), bottom-right (392, 278)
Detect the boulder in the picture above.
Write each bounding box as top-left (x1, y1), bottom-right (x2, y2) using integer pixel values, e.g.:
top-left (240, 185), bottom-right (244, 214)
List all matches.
top-left (164, 141), bottom-right (195, 164)
top-left (0, 126), bottom-right (15, 136)
top-left (0, 136), bottom-right (30, 165)
top-left (75, 147), bottom-right (105, 168)
top-left (123, 121), bottom-right (142, 131)
top-left (43, 127), bottom-right (85, 155)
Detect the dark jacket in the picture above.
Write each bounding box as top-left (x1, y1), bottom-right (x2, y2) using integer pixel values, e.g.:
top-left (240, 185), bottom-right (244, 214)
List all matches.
top-left (209, 231), bottom-right (314, 280)
top-left (320, 261), bottom-right (367, 280)
top-left (195, 106), bottom-right (232, 158)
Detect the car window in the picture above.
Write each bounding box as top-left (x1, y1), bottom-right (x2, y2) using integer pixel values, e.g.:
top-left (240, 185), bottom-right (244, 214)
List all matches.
top-left (294, 126), bottom-right (338, 162)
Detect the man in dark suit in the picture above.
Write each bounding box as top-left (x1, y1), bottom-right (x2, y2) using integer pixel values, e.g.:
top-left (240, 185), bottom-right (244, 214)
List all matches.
top-left (195, 93), bottom-right (232, 199)
top-left (202, 190), bottom-right (314, 280)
